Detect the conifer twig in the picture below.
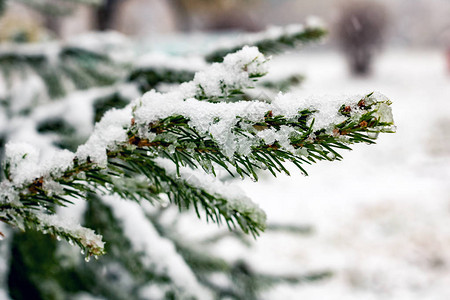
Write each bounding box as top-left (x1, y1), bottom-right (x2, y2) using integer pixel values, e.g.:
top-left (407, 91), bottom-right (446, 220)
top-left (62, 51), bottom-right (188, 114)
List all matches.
top-left (205, 19), bottom-right (327, 63)
top-left (0, 46), bottom-right (395, 257)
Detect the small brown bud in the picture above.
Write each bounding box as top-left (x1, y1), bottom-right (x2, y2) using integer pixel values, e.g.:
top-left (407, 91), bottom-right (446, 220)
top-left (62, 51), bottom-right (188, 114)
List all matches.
top-left (29, 177), bottom-right (44, 193)
top-left (333, 128), bottom-right (340, 137)
top-left (129, 135), bottom-right (140, 145)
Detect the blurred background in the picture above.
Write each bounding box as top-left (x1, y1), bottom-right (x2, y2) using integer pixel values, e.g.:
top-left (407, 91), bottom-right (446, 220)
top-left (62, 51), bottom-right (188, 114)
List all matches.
top-left (1, 0), bottom-right (450, 299)
top-left (0, 0), bottom-right (449, 45)
top-left (2, 0), bottom-right (450, 46)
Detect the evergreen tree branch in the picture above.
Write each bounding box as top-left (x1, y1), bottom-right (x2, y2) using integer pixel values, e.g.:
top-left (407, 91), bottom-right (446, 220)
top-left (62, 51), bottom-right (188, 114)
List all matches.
top-left (128, 53), bottom-right (206, 93)
top-left (260, 74), bottom-right (304, 92)
top-left (102, 195), bottom-right (213, 300)
top-left (78, 194), bottom-right (179, 299)
top-left (205, 19), bottom-right (327, 63)
top-left (126, 23), bottom-right (316, 94)
top-left (0, 203), bottom-right (105, 257)
top-left (0, 42), bottom-right (126, 99)
top-left (129, 91), bottom-right (395, 179)
top-left (128, 67), bottom-right (196, 93)
top-left (146, 206), bottom-right (325, 299)
top-left (0, 47), bottom-right (395, 258)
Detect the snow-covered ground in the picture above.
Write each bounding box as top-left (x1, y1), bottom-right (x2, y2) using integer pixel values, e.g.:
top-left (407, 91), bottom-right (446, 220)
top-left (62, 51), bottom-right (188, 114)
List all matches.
top-left (191, 49), bottom-right (450, 300)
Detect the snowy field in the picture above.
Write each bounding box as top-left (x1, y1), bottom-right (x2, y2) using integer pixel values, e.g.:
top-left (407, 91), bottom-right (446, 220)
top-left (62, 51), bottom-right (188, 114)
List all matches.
top-left (215, 50), bottom-right (450, 299)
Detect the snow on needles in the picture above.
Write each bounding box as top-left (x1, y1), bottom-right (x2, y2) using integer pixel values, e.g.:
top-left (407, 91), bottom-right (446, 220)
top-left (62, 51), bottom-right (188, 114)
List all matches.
top-left (5, 142), bottom-right (74, 187)
top-left (207, 18), bottom-right (325, 56)
top-left (36, 212), bottom-right (105, 256)
top-left (0, 46), bottom-right (393, 257)
top-left (103, 196), bottom-right (213, 300)
top-left (2, 46), bottom-right (392, 188)
top-left (76, 106), bottom-right (132, 167)
top-left (133, 47), bottom-right (381, 158)
top-left (177, 45), bottom-right (268, 99)
top-left (155, 158), bottom-right (266, 227)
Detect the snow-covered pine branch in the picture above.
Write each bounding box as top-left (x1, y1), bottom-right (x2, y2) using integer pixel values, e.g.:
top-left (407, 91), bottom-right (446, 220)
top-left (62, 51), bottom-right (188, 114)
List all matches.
top-left (125, 20), bottom-right (325, 94)
top-left (127, 51), bottom-right (304, 96)
top-left (102, 195), bottom-right (213, 299)
top-left (259, 73), bottom-right (304, 93)
top-left (145, 204), bottom-right (330, 299)
top-left (0, 21), bottom-right (320, 117)
top-left (205, 17), bottom-right (327, 63)
top-left (0, 38), bottom-right (126, 100)
top-left (128, 53), bottom-right (207, 93)
top-left (0, 46), bottom-right (395, 258)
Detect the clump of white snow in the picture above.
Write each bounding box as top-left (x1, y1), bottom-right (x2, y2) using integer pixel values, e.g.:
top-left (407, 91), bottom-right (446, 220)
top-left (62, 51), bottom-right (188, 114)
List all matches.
top-left (4, 142), bottom-right (41, 186)
top-left (175, 46), bottom-right (269, 100)
top-left (4, 142), bottom-right (75, 187)
top-left (76, 106), bottom-right (132, 167)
